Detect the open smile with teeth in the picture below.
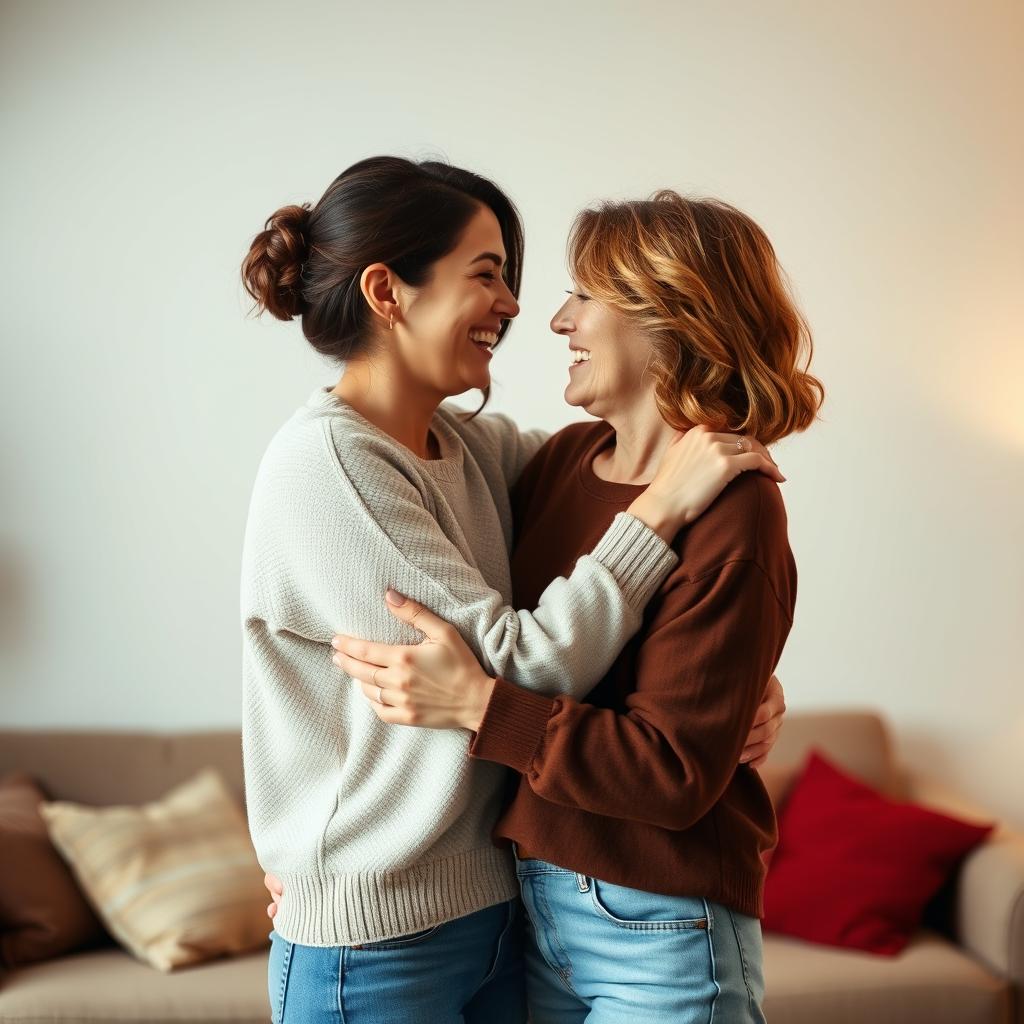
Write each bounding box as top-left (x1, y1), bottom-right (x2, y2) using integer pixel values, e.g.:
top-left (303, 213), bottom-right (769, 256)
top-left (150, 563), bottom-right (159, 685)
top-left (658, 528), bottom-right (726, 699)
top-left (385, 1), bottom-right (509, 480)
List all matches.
top-left (469, 329), bottom-right (498, 352)
top-left (570, 349), bottom-right (591, 367)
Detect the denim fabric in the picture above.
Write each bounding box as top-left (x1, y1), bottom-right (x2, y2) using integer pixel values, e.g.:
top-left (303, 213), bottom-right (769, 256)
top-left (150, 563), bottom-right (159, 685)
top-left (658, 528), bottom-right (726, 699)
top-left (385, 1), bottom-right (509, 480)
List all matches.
top-left (515, 856), bottom-right (766, 1024)
top-left (267, 899), bottom-right (526, 1024)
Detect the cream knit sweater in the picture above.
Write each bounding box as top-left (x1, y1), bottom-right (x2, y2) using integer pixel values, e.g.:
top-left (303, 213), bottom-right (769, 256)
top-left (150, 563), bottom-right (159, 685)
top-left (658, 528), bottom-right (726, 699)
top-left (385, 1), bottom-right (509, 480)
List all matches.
top-left (240, 387), bottom-right (678, 946)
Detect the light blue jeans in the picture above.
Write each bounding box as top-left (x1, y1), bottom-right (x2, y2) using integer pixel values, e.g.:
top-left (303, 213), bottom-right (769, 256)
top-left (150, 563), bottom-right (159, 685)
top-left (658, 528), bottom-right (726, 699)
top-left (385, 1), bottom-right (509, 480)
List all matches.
top-left (267, 899), bottom-right (526, 1024)
top-left (515, 855), bottom-right (767, 1024)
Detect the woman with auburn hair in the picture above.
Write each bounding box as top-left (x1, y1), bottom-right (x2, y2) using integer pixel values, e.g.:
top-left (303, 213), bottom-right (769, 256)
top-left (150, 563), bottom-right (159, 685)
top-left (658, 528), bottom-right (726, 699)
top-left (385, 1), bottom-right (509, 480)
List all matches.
top-left (241, 159), bottom-right (788, 1024)
top-left (324, 191), bottom-right (823, 1022)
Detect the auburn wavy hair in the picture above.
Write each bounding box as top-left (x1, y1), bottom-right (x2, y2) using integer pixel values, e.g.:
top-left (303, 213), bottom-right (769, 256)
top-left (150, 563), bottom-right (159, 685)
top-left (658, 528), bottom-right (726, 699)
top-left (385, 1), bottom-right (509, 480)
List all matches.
top-left (568, 191), bottom-right (824, 443)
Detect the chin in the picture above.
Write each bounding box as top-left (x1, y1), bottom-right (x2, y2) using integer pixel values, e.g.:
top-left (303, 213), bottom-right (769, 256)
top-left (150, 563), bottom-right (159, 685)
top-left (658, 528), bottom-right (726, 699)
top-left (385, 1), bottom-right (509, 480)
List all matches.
top-left (563, 384), bottom-right (591, 411)
top-left (564, 388), bottom-right (606, 421)
top-left (457, 374), bottom-right (491, 396)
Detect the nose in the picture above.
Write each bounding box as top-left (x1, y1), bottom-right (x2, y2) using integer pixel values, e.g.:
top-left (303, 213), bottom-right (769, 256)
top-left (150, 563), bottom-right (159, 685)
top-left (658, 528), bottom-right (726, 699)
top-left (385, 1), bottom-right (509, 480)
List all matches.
top-left (550, 298), bottom-right (573, 336)
top-left (494, 279), bottom-right (520, 319)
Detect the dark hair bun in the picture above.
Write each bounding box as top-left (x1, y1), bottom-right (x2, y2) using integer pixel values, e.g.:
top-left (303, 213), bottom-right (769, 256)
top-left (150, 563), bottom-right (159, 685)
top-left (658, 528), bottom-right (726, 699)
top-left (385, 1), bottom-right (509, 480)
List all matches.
top-left (241, 203), bottom-right (310, 321)
top-left (239, 157), bottom-right (524, 395)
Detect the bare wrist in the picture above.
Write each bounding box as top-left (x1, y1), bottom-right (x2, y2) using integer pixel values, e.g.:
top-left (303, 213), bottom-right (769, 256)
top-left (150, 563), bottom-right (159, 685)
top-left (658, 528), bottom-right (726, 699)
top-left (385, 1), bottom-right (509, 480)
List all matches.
top-left (463, 675), bottom-right (497, 733)
top-left (627, 492), bottom-right (688, 542)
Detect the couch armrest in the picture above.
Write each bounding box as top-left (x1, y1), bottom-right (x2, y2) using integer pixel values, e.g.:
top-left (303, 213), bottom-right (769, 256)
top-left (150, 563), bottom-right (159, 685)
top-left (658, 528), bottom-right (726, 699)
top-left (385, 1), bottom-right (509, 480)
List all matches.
top-left (957, 836), bottom-right (1024, 993)
top-left (907, 775), bottom-right (1024, 1005)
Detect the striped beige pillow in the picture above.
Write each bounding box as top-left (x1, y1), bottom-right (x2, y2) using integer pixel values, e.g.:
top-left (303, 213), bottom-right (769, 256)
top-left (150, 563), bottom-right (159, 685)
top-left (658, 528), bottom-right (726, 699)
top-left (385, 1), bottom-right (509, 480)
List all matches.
top-left (40, 770), bottom-right (269, 971)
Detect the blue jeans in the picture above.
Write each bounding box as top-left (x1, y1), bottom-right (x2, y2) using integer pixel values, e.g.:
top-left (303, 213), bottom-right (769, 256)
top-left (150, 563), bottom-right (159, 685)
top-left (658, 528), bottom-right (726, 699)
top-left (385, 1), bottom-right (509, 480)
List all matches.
top-left (267, 899), bottom-right (526, 1024)
top-left (515, 856), bottom-right (766, 1024)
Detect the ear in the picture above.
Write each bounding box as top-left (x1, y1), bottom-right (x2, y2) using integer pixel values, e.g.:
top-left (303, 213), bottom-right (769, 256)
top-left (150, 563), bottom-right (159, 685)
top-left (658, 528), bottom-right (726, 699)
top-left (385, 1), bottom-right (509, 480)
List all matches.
top-left (359, 263), bottom-right (401, 328)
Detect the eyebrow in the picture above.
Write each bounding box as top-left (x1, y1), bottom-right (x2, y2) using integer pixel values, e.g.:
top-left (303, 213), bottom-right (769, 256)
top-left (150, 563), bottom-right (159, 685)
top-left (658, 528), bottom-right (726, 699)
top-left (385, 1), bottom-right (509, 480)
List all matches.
top-left (469, 252), bottom-right (506, 268)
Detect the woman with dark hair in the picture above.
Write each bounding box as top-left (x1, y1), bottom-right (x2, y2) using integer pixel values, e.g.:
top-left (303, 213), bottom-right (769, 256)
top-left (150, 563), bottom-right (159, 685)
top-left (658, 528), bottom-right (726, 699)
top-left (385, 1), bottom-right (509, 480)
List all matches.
top-left (326, 191), bottom-right (823, 1022)
top-left (240, 159), bottom-right (786, 1023)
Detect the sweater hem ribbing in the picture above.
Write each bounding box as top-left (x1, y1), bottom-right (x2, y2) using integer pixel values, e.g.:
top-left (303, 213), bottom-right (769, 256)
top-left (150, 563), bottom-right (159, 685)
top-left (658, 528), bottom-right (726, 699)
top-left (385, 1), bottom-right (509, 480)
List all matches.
top-left (271, 845), bottom-right (519, 947)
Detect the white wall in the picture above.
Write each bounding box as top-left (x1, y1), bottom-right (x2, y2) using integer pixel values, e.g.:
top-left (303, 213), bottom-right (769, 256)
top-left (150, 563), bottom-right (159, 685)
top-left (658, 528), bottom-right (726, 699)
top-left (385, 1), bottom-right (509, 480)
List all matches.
top-left (2, 0), bottom-right (1021, 826)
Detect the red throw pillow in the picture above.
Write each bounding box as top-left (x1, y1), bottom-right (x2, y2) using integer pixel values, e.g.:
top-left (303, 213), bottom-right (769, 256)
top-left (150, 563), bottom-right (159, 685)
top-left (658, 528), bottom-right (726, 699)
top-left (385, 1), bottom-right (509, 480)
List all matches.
top-left (763, 750), bottom-right (993, 955)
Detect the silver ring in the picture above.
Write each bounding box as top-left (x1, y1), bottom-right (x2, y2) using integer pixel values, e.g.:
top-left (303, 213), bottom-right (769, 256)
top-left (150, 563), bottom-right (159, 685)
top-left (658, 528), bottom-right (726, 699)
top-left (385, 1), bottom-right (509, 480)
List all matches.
top-left (376, 685), bottom-right (385, 705)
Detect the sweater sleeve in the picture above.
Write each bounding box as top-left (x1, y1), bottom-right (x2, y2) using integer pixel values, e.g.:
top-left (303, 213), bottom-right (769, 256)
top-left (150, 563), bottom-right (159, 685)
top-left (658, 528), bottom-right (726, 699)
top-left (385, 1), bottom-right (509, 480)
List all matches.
top-left (260, 419), bottom-right (678, 700)
top-left (467, 559), bottom-right (793, 828)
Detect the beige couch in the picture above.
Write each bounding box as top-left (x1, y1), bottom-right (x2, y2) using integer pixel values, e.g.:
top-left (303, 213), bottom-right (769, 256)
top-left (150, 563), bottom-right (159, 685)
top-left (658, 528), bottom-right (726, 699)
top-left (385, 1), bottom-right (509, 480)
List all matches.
top-left (1, 712), bottom-right (1021, 1024)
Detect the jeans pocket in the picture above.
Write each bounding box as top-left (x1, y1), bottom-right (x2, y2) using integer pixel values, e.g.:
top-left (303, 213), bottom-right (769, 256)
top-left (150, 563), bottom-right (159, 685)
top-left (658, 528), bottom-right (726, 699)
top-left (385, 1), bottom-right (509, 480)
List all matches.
top-left (589, 879), bottom-right (711, 932)
top-left (355, 922), bottom-right (444, 950)
top-left (267, 930), bottom-right (294, 1024)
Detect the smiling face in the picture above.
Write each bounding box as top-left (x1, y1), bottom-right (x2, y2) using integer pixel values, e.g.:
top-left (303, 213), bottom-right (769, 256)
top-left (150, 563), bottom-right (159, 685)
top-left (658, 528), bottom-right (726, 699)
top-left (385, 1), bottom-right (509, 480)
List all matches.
top-left (551, 284), bottom-right (658, 420)
top-left (394, 204), bottom-right (520, 399)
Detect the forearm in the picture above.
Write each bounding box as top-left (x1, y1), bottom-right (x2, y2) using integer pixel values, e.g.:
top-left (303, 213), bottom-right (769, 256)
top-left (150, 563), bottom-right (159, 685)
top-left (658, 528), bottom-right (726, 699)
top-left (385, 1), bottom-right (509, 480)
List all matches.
top-left (469, 561), bottom-right (791, 825)
top-left (334, 415), bottom-right (697, 703)
top-left (322, 446), bottom-right (677, 704)
top-left (469, 680), bottom-right (761, 829)
top-left (468, 512), bottom-right (677, 699)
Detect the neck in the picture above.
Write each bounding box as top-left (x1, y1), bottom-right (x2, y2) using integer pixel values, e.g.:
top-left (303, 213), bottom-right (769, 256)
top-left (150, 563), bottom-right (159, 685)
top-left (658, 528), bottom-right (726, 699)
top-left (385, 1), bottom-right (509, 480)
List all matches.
top-left (333, 355), bottom-right (443, 460)
top-left (595, 394), bottom-right (681, 485)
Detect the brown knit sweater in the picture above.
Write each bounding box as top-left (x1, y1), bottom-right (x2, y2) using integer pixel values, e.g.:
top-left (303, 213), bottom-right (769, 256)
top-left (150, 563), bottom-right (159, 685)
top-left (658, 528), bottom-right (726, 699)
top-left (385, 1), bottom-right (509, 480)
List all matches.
top-left (468, 420), bottom-right (796, 919)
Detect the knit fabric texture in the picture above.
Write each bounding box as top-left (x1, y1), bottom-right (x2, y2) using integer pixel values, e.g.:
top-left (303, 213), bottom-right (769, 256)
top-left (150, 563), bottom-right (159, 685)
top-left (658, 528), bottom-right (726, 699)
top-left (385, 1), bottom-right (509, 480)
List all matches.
top-left (240, 388), bottom-right (678, 946)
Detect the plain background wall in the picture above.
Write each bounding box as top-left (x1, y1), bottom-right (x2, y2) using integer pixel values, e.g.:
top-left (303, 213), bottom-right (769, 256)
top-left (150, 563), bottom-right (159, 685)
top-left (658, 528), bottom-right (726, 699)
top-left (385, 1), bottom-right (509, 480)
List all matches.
top-left (2, 0), bottom-right (1021, 827)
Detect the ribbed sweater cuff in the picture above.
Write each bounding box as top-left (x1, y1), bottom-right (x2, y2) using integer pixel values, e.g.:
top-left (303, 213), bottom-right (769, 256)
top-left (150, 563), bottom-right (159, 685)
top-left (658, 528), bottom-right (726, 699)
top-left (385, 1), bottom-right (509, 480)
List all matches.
top-left (470, 677), bottom-right (556, 772)
top-left (590, 512), bottom-right (678, 607)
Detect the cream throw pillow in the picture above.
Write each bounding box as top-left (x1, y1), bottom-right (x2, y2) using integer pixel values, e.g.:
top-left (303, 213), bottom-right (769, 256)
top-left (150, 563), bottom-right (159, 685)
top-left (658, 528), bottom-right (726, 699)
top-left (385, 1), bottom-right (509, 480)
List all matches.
top-left (40, 770), bottom-right (269, 971)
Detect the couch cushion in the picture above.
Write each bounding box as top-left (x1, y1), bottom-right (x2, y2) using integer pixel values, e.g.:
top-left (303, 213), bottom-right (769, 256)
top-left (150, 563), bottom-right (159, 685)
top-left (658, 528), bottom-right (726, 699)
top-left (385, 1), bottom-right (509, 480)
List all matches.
top-left (0, 773), bottom-right (108, 968)
top-left (763, 930), bottom-right (1010, 1024)
top-left (761, 710), bottom-right (901, 808)
top-left (764, 751), bottom-right (993, 955)
top-left (0, 946), bottom-right (271, 1023)
top-left (0, 732), bottom-right (245, 807)
top-left (39, 771), bottom-right (269, 972)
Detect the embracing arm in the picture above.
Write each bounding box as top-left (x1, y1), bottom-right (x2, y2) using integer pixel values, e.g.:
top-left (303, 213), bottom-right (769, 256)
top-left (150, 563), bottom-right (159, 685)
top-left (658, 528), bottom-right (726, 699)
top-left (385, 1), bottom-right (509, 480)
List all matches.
top-left (468, 558), bottom-right (794, 829)
top-left (319, 417), bottom-right (780, 700)
top-left (303, 420), bottom-right (675, 700)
